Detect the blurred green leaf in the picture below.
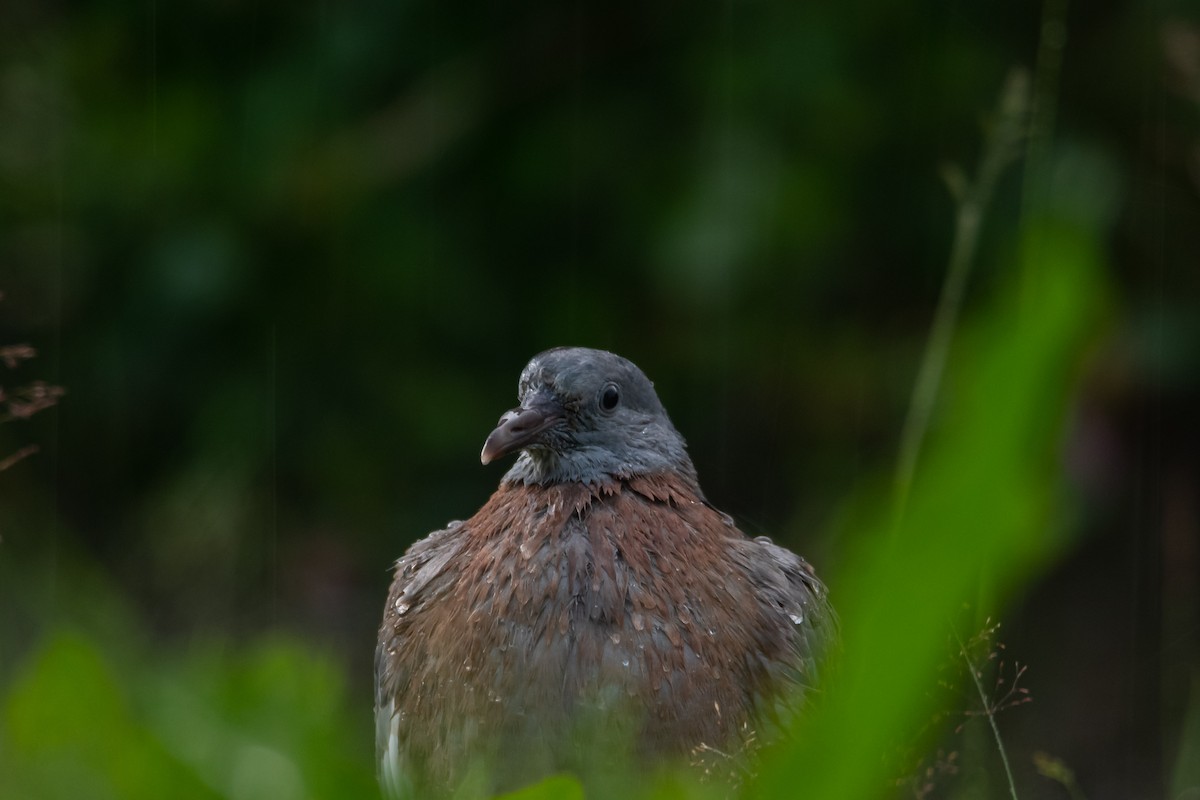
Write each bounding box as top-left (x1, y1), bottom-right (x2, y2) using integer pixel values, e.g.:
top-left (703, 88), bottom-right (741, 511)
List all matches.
top-left (751, 219), bottom-right (1106, 799)
top-left (2, 630), bottom-right (376, 800)
top-left (1171, 670), bottom-right (1200, 798)
top-left (4, 631), bottom-right (218, 799)
top-left (497, 774), bottom-right (585, 800)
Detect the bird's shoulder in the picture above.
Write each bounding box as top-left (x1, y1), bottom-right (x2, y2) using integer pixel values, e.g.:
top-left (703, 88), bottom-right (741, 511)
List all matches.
top-left (376, 522), bottom-right (467, 689)
top-left (625, 473), bottom-right (834, 677)
top-left (384, 523), bottom-right (466, 615)
top-left (730, 531), bottom-right (835, 690)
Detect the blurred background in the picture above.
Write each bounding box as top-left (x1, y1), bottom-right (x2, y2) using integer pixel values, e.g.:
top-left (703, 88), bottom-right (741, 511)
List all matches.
top-left (1, 1), bottom-right (1198, 798)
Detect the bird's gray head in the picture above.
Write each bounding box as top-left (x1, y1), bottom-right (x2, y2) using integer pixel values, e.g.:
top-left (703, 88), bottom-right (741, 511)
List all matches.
top-left (480, 347), bottom-right (698, 486)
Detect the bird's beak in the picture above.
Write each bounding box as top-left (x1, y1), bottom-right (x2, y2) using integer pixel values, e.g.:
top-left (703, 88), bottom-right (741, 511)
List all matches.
top-left (480, 394), bottom-right (563, 465)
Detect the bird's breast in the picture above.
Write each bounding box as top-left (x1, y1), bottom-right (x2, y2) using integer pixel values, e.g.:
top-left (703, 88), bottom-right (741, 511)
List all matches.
top-left (424, 477), bottom-right (770, 752)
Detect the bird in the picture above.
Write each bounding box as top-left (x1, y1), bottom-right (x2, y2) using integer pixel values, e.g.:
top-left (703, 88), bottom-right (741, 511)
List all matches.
top-left (375, 347), bottom-right (832, 798)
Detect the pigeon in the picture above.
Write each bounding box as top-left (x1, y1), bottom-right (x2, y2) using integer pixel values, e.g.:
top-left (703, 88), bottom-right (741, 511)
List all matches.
top-left (375, 347), bottom-right (832, 798)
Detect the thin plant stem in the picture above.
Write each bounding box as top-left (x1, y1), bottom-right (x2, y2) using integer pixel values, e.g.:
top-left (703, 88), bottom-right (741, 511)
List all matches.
top-left (1021, 0), bottom-right (1070, 226)
top-left (0, 444), bottom-right (39, 472)
top-left (892, 71), bottom-right (1031, 525)
top-left (954, 629), bottom-right (1020, 800)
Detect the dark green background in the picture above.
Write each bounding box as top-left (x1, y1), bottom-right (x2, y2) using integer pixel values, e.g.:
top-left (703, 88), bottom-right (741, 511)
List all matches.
top-left (2, 1), bottom-right (1198, 797)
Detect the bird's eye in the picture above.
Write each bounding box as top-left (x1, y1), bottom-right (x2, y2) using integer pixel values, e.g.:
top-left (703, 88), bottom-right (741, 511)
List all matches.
top-left (599, 383), bottom-right (620, 413)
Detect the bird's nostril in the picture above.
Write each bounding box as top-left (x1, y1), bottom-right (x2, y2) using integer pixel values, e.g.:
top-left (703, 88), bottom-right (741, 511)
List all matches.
top-left (507, 409), bottom-right (541, 432)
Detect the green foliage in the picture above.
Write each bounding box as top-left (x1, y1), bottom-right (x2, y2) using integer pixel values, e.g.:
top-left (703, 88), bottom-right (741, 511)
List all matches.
top-left (499, 775), bottom-right (585, 800)
top-left (749, 221), bottom-right (1105, 799)
top-left (2, 631), bottom-right (377, 800)
top-left (5, 632), bottom-right (212, 800)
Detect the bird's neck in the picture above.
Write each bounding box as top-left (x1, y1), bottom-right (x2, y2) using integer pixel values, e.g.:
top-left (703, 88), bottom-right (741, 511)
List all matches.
top-left (502, 447), bottom-right (700, 490)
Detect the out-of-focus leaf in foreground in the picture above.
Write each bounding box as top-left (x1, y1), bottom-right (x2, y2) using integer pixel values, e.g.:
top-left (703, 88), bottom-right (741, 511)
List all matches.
top-left (4, 631), bottom-right (216, 799)
top-left (751, 219), bottom-right (1107, 799)
top-left (498, 774), bottom-right (585, 800)
top-left (2, 630), bottom-right (377, 800)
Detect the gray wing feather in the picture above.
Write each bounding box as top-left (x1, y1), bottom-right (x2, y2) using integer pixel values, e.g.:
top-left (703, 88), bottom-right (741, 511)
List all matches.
top-left (374, 525), bottom-right (465, 799)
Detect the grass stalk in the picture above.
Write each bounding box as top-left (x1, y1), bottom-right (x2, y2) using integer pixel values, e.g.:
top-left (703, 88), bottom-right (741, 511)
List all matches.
top-left (954, 629), bottom-right (1020, 800)
top-left (893, 70), bottom-right (1031, 524)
